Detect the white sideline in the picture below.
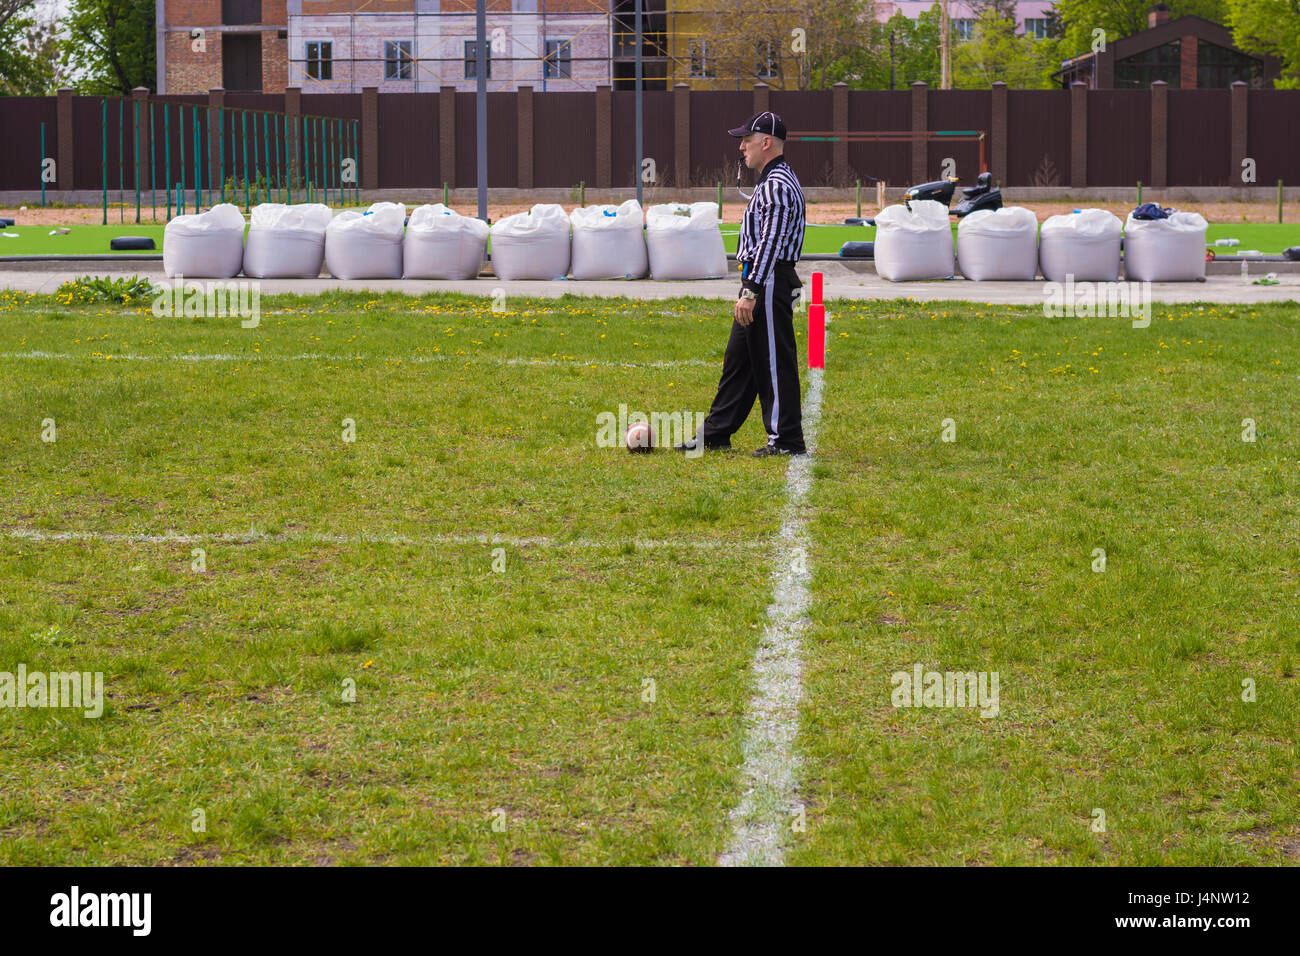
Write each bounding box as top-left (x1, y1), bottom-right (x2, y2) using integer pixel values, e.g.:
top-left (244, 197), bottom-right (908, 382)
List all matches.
top-left (3, 527), bottom-right (754, 552)
top-left (718, 365), bottom-right (824, 868)
top-left (0, 351), bottom-right (714, 369)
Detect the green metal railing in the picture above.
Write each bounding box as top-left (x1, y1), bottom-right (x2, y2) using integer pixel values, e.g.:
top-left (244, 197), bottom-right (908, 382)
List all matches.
top-left (93, 96), bottom-right (362, 224)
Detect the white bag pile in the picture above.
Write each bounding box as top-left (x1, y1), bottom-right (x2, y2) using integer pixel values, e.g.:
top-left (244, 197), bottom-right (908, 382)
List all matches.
top-left (403, 204), bottom-right (488, 279)
top-left (956, 206), bottom-right (1039, 281)
top-left (570, 199), bottom-right (648, 279)
top-left (489, 203), bottom-right (571, 280)
top-left (644, 202), bottom-right (728, 279)
top-left (163, 203), bottom-right (246, 278)
top-left (242, 203), bottom-right (332, 278)
top-left (1039, 209), bottom-right (1122, 282)
top-left (325, 201), bottom-right (405, 279)
top-left (873, 200), bottom-right (954, 281)
top-left (1123, 210), bottom-right (1208, 281)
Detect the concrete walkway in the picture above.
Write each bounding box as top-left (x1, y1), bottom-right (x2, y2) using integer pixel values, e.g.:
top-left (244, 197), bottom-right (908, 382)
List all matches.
top-left (2, 259), bottom-right (1298, 306)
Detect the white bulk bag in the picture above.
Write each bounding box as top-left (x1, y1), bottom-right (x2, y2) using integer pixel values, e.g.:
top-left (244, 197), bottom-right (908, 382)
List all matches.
top-left (163, 203), bottom-right (246, 278)
top-left (324, 202), bottom-right (405, 279)
top-left (873, 200), bottom-right (954, 281)
top-left (1039, 209), bottom-right (1122, 282)
top-left (1123, 211), bottom-right (1208, 281)
top-left (242, 203), bottom-right (332, 278)
top-left (645, 202), bottom-right (728, 280)
top-left (403, 204), bottom-right (488, 279)
top-left (570, 199), bottom-right (648, 280)
top-left (489, 203), bottom-right (571, 280)
top-left (956, 206), bottom-right (1039, 281)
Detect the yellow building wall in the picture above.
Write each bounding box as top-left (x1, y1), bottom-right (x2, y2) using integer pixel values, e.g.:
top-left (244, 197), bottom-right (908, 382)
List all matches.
top-left (665, 3), bottom-right (795, 90)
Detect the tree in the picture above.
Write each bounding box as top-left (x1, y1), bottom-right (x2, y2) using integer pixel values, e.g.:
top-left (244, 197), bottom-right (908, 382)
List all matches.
top-left (1224, 0), bottom-right (1300, 88)
top-left (952, 10), bottom-right (1063, 89)
top-left (890, 8), bottom-right (944, 88)
top-left (58, 0), bottom-right (155, 94)
top-left (1053, 0), bottom-right (1229, 59)
top-left (698, 0), bottom-right (880, 90)
top-left (967, 0), bottom-right (1020, 18)
top-left (848, 9), bottom-right (942, 89)
top-left (0, 0), bottom-right (33, 32)
top-left (0, 4), bottom-right (62, 94)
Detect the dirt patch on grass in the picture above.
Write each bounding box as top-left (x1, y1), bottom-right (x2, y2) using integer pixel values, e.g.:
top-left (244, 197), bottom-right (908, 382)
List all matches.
top-left (166, 842), bottom-right (223, 866)
top-left (310, 838), bottom-right (358, 866)
top-left (1233, 826), bottom-right (1300, 859)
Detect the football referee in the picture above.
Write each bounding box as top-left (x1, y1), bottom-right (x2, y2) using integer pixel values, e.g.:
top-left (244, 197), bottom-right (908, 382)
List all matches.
top-left (677, 111), bottom-right (808, 457)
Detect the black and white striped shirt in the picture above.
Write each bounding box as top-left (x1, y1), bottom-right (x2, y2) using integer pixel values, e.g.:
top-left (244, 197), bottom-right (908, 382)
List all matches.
top-left (737, 155), bottom-right (806, 293)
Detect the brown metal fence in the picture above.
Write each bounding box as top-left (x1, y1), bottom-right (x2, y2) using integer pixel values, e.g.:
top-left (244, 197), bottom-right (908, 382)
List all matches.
top-left (529, 91), bottom-right (596, 188)
top-left (686, 90), bottom-right (749, 187)
top-left (0, 97), bottom-right (57, 193)
top-left (1086, 90), bottom-right (1151, 187)
top-left (10, 85), bottom-right (1300, 195)
top-left (848, 91), bottom-right (911, 186)
top-left (378, 93), bottom-right (440, 188)
top-left (1248, 91), bottom-right (1300, 184)
top-left (611, 90), bottom-right (675, 187)
top-left (927, 89), bottom-right (991, 185)
top-left (1168, 90), bottom-right (1232, 187)
top-left (1007, 90), bottom-right (1073, 186)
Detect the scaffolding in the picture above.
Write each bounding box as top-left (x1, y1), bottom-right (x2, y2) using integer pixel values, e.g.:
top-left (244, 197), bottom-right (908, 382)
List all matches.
top-left (278, 2), bottom-right (798, 94)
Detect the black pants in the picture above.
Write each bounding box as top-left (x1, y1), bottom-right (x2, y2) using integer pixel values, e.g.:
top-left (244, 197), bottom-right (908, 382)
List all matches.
top-left (702, 263), bottom-right (805, 453)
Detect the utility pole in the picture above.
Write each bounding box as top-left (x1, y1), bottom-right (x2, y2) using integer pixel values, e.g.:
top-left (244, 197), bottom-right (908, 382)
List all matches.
top-left (940, 0), bottom-right (951, 90)
top-left (476, 0), bottom-right (487, 222)
top-left (635, 0), bottom-right (643, 206)
top-left (889, 29), bottom-right (896, 91)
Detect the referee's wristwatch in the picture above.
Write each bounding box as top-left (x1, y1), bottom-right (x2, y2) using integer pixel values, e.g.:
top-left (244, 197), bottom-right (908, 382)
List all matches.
top-left (739, 288), bottom-right (757, 301)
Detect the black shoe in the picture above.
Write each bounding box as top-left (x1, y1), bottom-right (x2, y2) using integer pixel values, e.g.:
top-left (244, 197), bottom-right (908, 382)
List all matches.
top-left (674, 437), bottom-right (731, 453)
top-left (752, 444), bottom-right (807, 458)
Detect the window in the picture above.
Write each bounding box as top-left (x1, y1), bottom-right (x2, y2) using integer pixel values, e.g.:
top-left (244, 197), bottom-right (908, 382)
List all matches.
top-left (1197, 41), bottom-right (1262, 88)
top-left (1024, 18), bottom-right (1051, 39)
top-left (223, 33), bottom-right (262, 91)
top-left (222, 0), bottom-right (261, 26)
top-left (544, 39), bottom-right (571, 79)
top-left (755, 38), bottom-right (777, 79)
top-left (306, 41), bottom-right (332, 81)
top-left (464, 40), bottom-right (492, 79)
top-left (688, 38), bottom-right (715, 78)
top-left (385, 40), bottom-right (412, 80)
top-left (1114, 40), bottom-right (1181, 89)
top-left (953, 19), bottom-right (974, 41)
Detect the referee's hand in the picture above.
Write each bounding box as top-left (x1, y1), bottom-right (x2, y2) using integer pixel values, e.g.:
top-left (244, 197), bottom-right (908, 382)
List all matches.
top-left (734, 296), bottom-right (756, 326)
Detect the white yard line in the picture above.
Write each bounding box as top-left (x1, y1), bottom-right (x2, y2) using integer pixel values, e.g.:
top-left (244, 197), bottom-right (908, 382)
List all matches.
top-left (719, 365), bottom-right (824, 868)
top-left (3, 527), bottom-right (753, 552)
top-left (0, 351), bottom-right (712, 369)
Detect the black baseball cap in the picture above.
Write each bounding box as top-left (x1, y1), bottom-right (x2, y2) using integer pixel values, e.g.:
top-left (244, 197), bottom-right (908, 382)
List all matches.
top-left (728, 111), bottom-right (787, 140)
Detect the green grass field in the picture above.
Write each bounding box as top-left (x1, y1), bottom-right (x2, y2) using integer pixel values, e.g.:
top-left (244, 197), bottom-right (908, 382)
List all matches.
top-left (1, 289), bottom-right (1297, 865)
top-left (1, 224), bottom-right (167, 256)
top-left (722, 222), bottom-right (1300, 255)
top-left (2, 220), bottom-right (1297, 258)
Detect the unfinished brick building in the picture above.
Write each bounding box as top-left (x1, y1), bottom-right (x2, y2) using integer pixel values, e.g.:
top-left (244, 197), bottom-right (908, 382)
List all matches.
top-left (157, 0), bottom-right (621, 94)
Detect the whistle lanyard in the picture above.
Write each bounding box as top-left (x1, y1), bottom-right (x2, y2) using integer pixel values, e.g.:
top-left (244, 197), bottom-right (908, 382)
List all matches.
top-left (737, 162), bottom-right (754, 200)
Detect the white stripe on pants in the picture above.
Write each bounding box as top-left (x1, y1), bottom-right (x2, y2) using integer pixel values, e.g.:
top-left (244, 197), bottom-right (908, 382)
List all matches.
top-left (764, 281), bottom-right (779, 445)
